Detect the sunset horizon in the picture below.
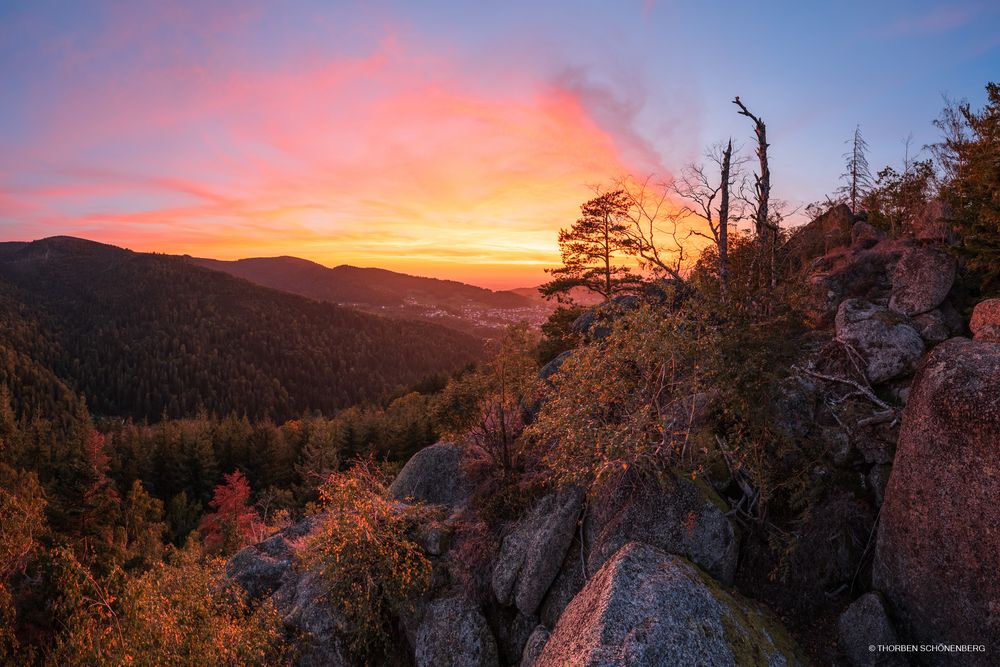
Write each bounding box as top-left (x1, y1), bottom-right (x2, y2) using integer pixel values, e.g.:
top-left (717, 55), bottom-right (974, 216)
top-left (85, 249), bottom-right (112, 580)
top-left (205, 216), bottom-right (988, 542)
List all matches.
top-left (4, 1), bottom-right (997, 287)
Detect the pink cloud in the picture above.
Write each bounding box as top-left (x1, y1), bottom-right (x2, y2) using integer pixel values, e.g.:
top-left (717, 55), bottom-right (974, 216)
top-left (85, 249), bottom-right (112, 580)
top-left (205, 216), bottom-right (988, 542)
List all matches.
top-left (882, 4), bottom-right (981, 36)
top-left (0, 8), bottom-right (678, 288)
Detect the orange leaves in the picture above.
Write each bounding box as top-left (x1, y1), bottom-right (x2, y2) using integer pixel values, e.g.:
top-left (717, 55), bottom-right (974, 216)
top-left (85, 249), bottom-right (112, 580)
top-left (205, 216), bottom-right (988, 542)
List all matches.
top-left (300, 461), bottom-right (432, 659)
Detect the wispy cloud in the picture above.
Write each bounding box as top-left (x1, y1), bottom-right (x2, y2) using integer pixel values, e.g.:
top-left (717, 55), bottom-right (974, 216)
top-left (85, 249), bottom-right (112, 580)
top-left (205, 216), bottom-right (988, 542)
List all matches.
top-left (881, 4), bottom-right (983, 37)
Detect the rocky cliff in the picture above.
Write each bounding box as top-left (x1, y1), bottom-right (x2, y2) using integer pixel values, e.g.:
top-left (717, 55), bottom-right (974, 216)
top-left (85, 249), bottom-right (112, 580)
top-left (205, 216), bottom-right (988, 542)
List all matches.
top-left (225, 203), bottom-right (1000, 666)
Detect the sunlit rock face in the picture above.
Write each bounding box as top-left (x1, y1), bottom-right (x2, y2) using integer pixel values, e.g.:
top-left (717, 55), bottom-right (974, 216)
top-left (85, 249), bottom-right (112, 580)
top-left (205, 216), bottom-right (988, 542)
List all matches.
top-left (837, 592), bottom-right (906, 667)
top-left (970, 298), bottom-right (1000, 343)
top-left (492, 487), bottom-right (585, 616)
top-left (535, 542), bottom-right (806, 667)
top-left (388, 441), bottom-right (473, 509)
top-left (415, 597), bottom-right (499, 667)
top-left (874, 337), bottom-right (1000, 665)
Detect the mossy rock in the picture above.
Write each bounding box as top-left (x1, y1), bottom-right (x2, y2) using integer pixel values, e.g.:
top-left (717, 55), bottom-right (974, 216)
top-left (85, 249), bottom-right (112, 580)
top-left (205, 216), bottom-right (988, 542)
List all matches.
top-left (536, 541), bottom-right (809, 666)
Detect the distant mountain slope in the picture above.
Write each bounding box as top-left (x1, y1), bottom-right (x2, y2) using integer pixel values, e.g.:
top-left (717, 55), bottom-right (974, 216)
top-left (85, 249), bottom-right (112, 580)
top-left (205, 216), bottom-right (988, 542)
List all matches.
top-left (191, 256), bottom-right (552, 335)
top-left (0, 237), bottom-right (483, 421)
top-left (192, 256), bottom-right (531, 308)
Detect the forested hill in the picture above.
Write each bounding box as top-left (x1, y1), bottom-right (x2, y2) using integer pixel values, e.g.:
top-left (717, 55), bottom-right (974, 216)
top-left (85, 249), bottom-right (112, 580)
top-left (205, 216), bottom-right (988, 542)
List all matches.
top-left (190, 255), bottom-right (553, 336)
top-left (0, 236), bottom-right (483, 422)
top-left (191, 255), bottom-right (530, 309)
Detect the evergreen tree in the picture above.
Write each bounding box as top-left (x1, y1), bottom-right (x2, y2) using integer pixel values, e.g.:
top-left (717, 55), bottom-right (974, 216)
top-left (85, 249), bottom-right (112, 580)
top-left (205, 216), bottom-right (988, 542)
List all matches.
top-left (541, 190), bottom-right (643, 302)
top-left (295, 420), bottom-right (344, 501)
top-left (937, 82), bottom-right (1000, 292)
top-left (121, 480), bottom-right (166, 568)
top-left (165, 491), bottom-right (202, 546)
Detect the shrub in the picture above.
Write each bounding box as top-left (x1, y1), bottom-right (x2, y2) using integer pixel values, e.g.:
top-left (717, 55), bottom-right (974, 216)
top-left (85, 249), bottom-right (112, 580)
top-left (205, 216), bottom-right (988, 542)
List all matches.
top-left (528, 238), bottom-right (807, 511)
top-left (434, 323), bottom-right (541, 476)
top-left (48, 543), bottom-right (288, 666)
top-left (298, 462), bottom-right (432, 660)
top-left (527, 301), bottom-right (711, 487)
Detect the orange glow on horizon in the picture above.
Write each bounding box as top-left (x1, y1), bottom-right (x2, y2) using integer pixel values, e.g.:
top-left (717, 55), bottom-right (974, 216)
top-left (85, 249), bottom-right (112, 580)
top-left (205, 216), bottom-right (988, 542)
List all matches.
top-left (0, 26), bottom-right (683, 290)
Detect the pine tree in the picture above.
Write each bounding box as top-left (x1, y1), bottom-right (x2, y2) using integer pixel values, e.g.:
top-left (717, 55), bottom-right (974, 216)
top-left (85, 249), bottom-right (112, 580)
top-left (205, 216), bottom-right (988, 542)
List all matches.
top-left (121, 480), bottom-right (166, 568)
top-left (541, 190), bottom-right (643, 302)
top-left (165, 491), bottom-right (201, 546)
top-left (295, 420), bottom-right (344, 501)
top-left (839, 125), bottom-right (873, 214)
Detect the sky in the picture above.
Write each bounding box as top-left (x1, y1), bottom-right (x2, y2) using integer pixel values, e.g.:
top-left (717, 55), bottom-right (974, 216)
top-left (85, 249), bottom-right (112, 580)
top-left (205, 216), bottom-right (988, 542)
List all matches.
top-left (1, 1), bottom-right (998, 288)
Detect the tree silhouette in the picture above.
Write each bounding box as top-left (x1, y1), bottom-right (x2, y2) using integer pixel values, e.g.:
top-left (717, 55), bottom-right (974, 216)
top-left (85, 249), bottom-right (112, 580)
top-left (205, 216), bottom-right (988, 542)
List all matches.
top-left (839, 125), bottom-right (873, 214)
top-left (541, 190), bottom-right (643, 302)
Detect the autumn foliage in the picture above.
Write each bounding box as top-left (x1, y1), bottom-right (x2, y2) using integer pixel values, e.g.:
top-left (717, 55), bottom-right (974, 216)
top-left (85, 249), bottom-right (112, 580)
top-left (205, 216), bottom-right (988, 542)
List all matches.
top-left (48, 544), bottom-right (288, 666)
top-left (197, 471), bottom-right (265, 555)
top-left (299, 461), bottom-right (432, 659)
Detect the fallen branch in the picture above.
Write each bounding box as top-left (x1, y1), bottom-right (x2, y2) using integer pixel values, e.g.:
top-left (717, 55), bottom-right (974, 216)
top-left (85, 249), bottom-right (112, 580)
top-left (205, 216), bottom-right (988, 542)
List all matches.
top-left (857, 409), bottom-right (898, 428)
top-left (793, 365), bottom-right (894, 412)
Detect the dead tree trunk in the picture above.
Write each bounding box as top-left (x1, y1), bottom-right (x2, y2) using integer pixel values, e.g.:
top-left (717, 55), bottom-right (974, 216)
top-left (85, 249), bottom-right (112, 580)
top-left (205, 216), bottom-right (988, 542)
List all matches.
top-left (733, 96), bottom-right (775, 287)
top-left (719, 139), bottom-right (732, 293)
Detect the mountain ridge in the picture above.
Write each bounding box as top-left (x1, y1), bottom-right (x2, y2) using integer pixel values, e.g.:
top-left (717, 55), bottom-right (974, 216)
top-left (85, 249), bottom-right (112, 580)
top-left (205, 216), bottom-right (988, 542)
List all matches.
top-left (190, 254), bottom-right (553, 336)
top-left (0, 236), bottom-right (484, 421)
top-left (190, 255), bottom-right (535, 308)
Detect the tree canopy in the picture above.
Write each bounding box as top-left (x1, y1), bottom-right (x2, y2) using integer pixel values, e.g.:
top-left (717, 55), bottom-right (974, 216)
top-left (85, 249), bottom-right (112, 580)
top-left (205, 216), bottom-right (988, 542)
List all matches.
top-left (540, 190), bottom-right (643, 302)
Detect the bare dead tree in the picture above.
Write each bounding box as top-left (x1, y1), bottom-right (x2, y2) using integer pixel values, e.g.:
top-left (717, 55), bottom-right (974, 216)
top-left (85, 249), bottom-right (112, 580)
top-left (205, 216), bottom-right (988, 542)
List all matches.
top-left (668, 141), bottom-right (743, 292)
top-left (733, 96), bottom-right (777, 287)
top-left (838, 125), bottom-right (873, 214)
top-left (733, 97), bottom-right (771, 240)
top-left (902, 132), bottom-right (915, 176)
top-left (611, 175), bottom-right (688, 283)
top-left (718, 141), bottom-right (732, 291)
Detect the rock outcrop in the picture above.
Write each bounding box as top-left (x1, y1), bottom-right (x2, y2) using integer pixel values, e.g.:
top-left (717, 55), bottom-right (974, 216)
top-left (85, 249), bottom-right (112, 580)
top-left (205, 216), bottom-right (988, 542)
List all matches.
top-left (520, 627), bottom-right (549, 667)
top-left (873, 337), bottom-right (1000, 664)
top-left (227, 518), bottom-right (314, 599)
top-left (970, 298), bottom-right (1000, 343)
top-left (586, 472), bottom-right (739, 586)
top-left (788, 203), bottom-right (854, 268)
top-left (806, 239), bottom-right (911, 324)
top-left (538, 350), bottom-right (572, 382)
top-left (910, 308), bottom-right (951, 344)
top-left (851, 220), bottom-right (884, 248)
top-left (415, 597), bottom-right (499, 667)
top-left (492, 488), bottom-right (585, 616)
top-left (888, 246), bottom-right (956, 316)
top-left (227, 517), bottom-right (352, 665)
top-left (571, 296), bottom-right (641, 341)
top-left (911, 199), bottom-right (954, 243)
top-left (835, 299), bottom-right (924, 384)
top-left (837, 592), bottom-right (905, 667)
top-left (389, 441), bottom-right (472, 509)
top-left (535, 542), bottom-right (805, 667)
top-left (538, 531), bottom-right (588, 629)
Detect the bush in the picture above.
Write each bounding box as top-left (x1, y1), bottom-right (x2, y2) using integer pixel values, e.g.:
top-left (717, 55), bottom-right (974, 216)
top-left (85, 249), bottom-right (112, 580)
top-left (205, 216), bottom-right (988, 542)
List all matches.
top-left (527, 301), bottom-right (710, 487)
top-left (434, 323), bottom-right (541, 476)
top-left (298, 462), bottom-right (432, 660)
top-left (48, 543), bottom-right (287, 666)
top-left (528, 237), bottom-right (807, 511)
